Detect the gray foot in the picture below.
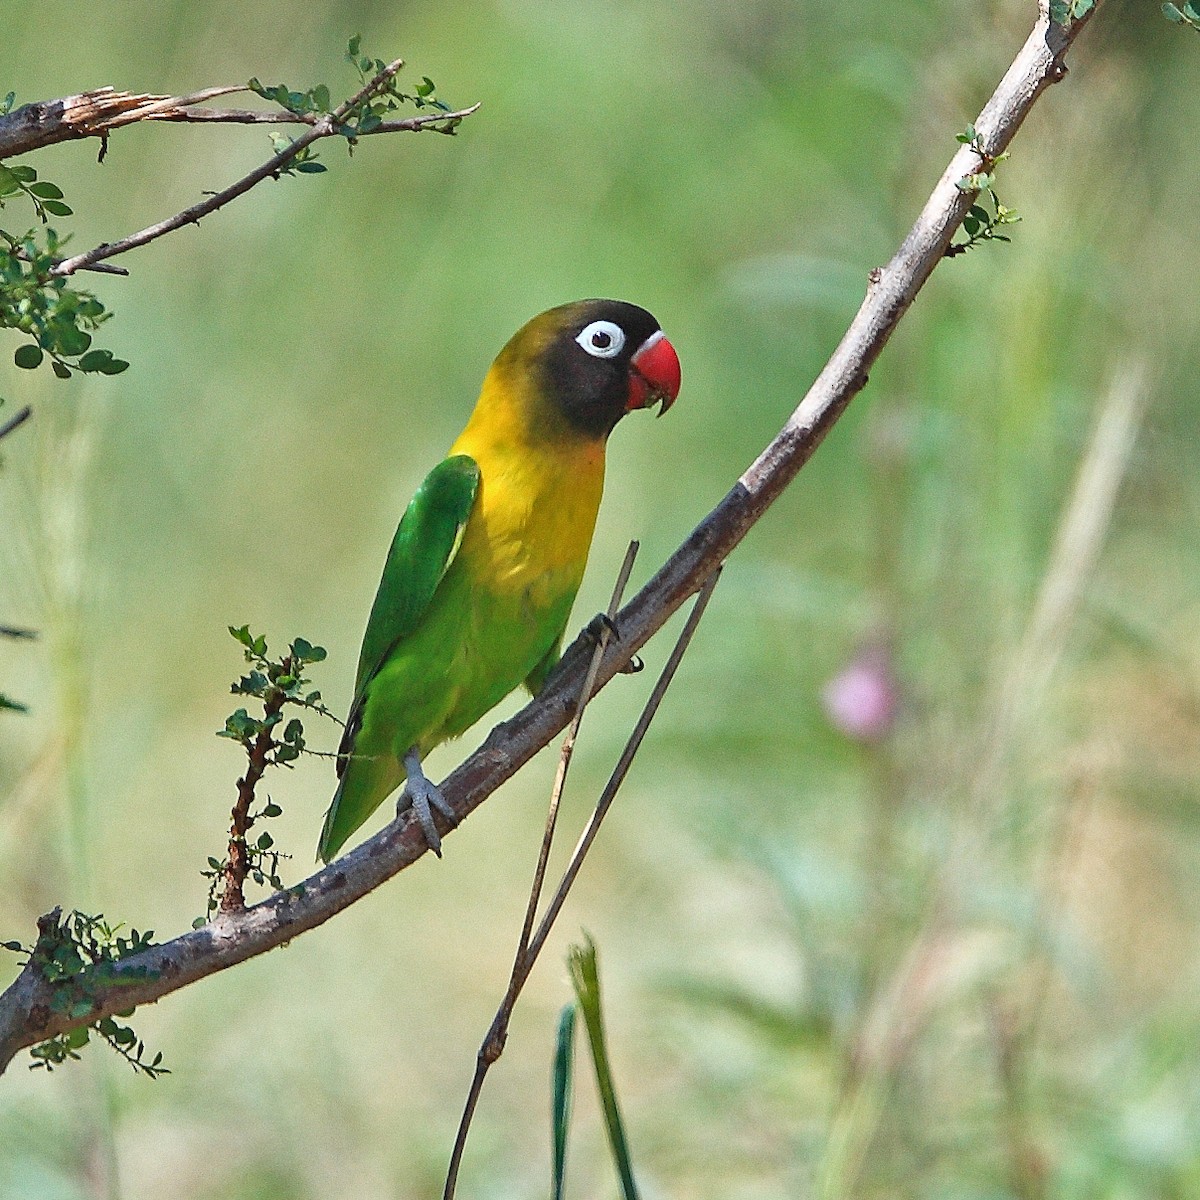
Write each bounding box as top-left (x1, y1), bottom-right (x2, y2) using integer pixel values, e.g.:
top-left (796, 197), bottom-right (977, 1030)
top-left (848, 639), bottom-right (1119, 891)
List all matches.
top-left (399, 749), bottom-right (456, 856)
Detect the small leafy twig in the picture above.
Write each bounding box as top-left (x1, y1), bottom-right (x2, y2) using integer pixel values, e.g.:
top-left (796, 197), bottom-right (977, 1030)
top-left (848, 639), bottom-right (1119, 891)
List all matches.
top-left (210, 627), bottom-right (332, 915)
top-left (1, 909), bottom-right (168, 1077)
top-left (0, 167), bottom-right (128, 378)
top-left (954, 123), bottom-right (1011, 193)
top-left (50, 45), bottom-right (475, 279)
top-left (945, 125), bottom-right (1021, 257)
top-left (945, 191), bottom-right (1020, 257)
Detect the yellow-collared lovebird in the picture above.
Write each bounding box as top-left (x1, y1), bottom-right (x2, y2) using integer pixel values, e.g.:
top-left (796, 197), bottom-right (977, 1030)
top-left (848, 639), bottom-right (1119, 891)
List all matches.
top-left (317, 300), bottom-right (681, 862)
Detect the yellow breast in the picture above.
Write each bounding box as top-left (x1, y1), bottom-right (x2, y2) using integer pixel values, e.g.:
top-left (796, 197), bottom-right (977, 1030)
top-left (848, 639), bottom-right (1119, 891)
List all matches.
top-left (449, 356), bottom-right (607, 602)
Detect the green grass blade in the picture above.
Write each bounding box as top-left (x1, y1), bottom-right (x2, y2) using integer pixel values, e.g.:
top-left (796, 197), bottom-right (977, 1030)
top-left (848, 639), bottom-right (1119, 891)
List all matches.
top-left (567, 935), bottom-right (640, 1200)
top-left (551, 1003), bottom-right (577, 1200)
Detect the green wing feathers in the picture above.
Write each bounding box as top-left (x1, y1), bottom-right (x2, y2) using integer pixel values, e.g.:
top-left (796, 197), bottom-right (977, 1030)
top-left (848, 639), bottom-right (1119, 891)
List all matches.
top-left (319, 456), bottom-right (479, 862)
top-left (350, 454), bottom-right (481, 708)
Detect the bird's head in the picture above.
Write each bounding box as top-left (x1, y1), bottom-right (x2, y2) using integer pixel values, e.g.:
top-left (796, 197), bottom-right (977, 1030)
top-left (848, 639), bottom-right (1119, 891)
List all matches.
top-left (493, 299), bottom-right (681, 441)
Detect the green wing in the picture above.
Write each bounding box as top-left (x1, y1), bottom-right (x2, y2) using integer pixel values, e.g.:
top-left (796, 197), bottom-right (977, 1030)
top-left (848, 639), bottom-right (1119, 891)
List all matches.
top-left (338, 454), bottom-right (480, 769)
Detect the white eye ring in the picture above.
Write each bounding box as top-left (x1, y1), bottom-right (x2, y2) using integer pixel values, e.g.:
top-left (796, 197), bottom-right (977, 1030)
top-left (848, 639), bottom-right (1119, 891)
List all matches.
top-left (575, 320), bottom-right (626, 359)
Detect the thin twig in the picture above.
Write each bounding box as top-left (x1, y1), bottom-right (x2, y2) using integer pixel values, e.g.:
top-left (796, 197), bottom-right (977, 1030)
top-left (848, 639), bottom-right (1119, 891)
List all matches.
top-left (525, 567), bottom-right (721, 963)
top-left (518, 541), bottom-right (640, 958)
top-left (47, 60), bottom-right (476, 278)
top-left (442, 543), bottom-right (639, 1200)
top-left (0, 5), bottom-right (1098, 1075)
top-left (0, 405), bottom-right (32, 443)
top-left (443, 566), bottom-right (721, 1200)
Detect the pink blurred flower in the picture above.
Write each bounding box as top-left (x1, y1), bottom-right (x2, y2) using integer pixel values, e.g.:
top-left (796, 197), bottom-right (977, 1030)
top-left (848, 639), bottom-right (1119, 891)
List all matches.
top-left (822, 644), bottom-right (899, 743)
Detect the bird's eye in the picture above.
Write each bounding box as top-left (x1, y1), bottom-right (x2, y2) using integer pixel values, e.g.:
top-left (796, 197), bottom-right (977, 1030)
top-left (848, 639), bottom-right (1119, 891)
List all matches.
top-left (575, 320), bottom-right (626, 359)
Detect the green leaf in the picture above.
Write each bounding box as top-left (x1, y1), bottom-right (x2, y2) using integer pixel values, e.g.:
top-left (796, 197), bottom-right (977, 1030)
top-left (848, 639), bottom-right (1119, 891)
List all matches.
top-left (51, 324), bottom-right (91, 356)
top-left (262, 803), bottom-right (282, 818)
top-left (28, 181), bottom-right (64, 200)
top-left (7, 164), bottom-right (36, 183)
top-left (0, 693), bottom-right (29, 713)
top-left (1, 939), bottom-right (24, 952)
top-left (568, 937), bottom-right (640, 1200)
top-left (14, 344), bottom-right (43, 369)
top-left (78, 349), bottom-right (112, 372)
top-left (257, 832), bottom-right (274, 850)
top-left (51, 360), bottom-right (72, 379)
top-left (312, 84), bottom-right (330, 112)
top-left (0, 166), bottom-right (20, 196)
top-left (99, 357), bottom-right (129, 375)
top-left (295, 161), bottom-right (327, 173)
top-left (552, 1004), bottom-right (576, 1200)
top-left (40, 200), bottom-right (73, 217)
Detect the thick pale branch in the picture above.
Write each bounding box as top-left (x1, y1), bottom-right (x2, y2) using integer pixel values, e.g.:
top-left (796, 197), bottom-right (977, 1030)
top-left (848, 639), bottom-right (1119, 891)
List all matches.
top-left (0, 7), bottom-right (1096, 1074)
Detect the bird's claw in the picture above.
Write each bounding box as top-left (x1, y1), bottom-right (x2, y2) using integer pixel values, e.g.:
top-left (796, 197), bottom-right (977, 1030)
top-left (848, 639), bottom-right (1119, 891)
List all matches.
top-left (583, 612), bottom-right (621, 646)
top-left (581, 615), bottom-right (641, 673)
top-left (398, 753), bottom-right (456, 857)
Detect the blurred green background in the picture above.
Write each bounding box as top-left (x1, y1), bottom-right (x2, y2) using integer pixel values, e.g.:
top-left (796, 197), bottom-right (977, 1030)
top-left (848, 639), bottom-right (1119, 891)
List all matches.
top-left (2, 1), bottom-right (1198, 1196)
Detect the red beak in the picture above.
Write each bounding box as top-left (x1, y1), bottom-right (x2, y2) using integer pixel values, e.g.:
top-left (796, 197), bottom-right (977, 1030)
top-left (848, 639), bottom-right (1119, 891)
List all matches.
top-left (627, 330), bottom-right (681, 415)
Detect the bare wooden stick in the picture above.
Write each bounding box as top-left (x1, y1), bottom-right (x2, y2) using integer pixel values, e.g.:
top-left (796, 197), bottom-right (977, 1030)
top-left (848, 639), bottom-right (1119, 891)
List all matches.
top-left (0, 404), bottom-right (31, 443)
top-left (0, 5), bottom-right (1098, 1075)
top-left (517, 542), bottom-right (640, 960)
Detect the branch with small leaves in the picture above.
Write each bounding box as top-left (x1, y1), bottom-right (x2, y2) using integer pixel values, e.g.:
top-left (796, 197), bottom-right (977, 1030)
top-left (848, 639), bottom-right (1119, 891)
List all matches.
top-left (207, 627), bottom-right (334, 917)
top-left (0, 40), bottom-right (476, 380)
top-left (48, 45), bottom-right (474, 280)
top-left (1, 909), bottom-right (168, 1077)
top-left (0, 3), bottom-right (1098, 1077)
top-left (0, 168), bottom-right (129, 378)
top-left (945, 126), bottom-right (1021, 258)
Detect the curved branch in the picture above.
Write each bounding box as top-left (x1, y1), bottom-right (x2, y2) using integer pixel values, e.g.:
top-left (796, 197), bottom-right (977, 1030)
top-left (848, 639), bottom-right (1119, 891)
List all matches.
top-left (0, 6), bottom-right (1097, 1075)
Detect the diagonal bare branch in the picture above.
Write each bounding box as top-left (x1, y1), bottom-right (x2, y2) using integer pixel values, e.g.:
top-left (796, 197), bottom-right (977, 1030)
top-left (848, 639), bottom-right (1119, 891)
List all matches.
top-left (0, 4), bottom-right (1099, 1076)
top-left (46, 60), bottom-right (476, 278)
